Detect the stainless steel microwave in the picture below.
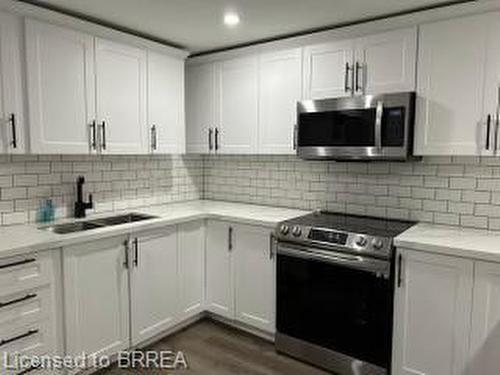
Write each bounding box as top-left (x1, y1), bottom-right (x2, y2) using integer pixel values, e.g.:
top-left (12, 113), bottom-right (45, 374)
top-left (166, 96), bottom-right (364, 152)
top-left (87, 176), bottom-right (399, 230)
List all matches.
top-left (296, 92), bottom-right (416, 161)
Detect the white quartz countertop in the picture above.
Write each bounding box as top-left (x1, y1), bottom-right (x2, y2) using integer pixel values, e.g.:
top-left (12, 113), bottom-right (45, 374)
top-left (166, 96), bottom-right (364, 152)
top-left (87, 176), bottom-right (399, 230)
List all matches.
top-left (0, 200), bottom-right (308, 259)
top-left (395, 223), bottom-right (500, 263)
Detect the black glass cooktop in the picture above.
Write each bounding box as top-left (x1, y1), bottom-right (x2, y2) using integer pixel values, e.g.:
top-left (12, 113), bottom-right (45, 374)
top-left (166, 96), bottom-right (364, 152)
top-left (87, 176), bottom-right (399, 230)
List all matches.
top-left (283, 211), bottom-right (416, 238)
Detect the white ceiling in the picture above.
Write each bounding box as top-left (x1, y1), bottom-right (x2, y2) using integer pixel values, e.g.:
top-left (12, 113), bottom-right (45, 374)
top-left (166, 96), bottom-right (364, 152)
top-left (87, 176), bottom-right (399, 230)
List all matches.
top-left (33, 0), bottom-right (468, 53)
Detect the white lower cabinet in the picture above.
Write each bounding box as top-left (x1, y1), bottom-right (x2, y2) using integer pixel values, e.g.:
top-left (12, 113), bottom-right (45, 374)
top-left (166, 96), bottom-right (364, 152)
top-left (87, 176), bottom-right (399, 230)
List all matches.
top-left (63, 236), bottom-right (130, 362)
top-left (392, 249), bottom-right (474, 375)
top-left (234, 223), bottom-right (275, 333)
top-left (206, 220), bottom-right (275, 333)
top-left (178, 221), bottom-right (205, 319)
top-left (130, 227), bottom-right (178, 346)
top-left (206, 220), bottom-right (234, 318)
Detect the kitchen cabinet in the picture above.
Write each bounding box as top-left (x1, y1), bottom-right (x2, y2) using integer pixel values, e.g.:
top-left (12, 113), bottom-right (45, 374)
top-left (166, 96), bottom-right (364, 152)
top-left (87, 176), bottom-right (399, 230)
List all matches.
top-left (0, 12), bottom-right (25, 154)
top-left (303, 27), bottom-right (416, 100)
top-left (259, 48), bottom-right (302, 154)
top-left (178, 221), bottom-right (205, 319)
top-left (95, 38), bottom-right (147, 154)
top-left (206, 220), bottom-right (234, 318)
top-left (234, 224), bottom-right (275, 333)
top-left (147, 51), bottom-right (185, 154)
top-left (25, 19), bottom-right (96, 154)
top-left (186, 63), bottom-right (215, 154)
top-left (63, 236), bottom-right (129, 361)
top-left (415, 14), bottom-right (494, 156)
top-left (392, 249), bottom-right (473, 375)
top-left (215, 56), bottom-right (259, 154)
top-left (468, 261), bottom-right (500, 375)
top-left (130, 227), bottom-right (178, 346)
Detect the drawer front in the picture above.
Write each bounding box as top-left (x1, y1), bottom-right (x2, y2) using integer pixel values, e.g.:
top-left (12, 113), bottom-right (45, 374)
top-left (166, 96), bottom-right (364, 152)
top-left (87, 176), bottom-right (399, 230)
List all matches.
top-left (0, 321), bottom-right (55, 374)
top-left (0, 286), bottom-right (53, 331)
top-left (0, 253), bottom-right (53, 295)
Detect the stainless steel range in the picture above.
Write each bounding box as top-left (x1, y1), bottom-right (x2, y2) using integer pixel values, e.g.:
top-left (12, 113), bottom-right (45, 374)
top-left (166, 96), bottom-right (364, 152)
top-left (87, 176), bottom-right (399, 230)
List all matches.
top-left (274, 211), bottom-right (416, 375)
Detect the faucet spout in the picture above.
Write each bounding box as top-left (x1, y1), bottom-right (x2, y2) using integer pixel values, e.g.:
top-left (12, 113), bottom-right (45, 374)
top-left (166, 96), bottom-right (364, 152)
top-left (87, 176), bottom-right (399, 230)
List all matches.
top-left (74, 176), bottom-right (94, 218)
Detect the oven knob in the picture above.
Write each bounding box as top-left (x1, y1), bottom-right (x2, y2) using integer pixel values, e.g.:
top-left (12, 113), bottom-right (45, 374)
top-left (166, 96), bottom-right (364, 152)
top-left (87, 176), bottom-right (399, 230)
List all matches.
top-left (355, 236), bottom-right (367, 247)
top-left (292, 226), bottom-right (302, 237)
top-left (372, 238), bottom-right (384, 250)
top-left (280, 225), bottom-right (290, 235)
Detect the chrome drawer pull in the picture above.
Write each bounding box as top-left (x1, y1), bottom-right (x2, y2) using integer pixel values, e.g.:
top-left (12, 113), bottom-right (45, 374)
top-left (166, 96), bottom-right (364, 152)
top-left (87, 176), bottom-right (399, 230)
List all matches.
top-left (0, 293), bottom-right (37, 309)
top-left (0, 258), bottom-right (36, 270)
top-left (0, 329), bottom-right (38, 348)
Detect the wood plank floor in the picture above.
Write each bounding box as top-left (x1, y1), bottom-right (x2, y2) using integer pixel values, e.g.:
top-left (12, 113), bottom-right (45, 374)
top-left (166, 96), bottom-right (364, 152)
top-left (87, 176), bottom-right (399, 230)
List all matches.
top-left (98, 319), bottom-right (330, 374)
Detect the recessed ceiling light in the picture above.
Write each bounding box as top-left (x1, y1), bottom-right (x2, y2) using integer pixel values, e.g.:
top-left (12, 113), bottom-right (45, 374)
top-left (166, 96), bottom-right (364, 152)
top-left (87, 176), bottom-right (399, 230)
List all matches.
top-left (224, 12), bottom-right (240, 27)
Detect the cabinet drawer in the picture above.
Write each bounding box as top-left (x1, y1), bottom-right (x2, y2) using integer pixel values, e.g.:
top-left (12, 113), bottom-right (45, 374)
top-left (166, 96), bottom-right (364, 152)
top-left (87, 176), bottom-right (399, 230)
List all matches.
top-left (0, 321), bottom-right (55, 374)
top-left (0, 287), bottom-right (53, 331)
top-left (0, 253), bottom-right (53, 295)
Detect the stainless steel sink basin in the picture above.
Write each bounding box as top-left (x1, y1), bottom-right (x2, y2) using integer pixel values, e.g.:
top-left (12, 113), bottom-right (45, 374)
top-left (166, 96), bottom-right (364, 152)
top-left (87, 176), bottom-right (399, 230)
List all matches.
top-left (44, 221), bottom-right (104, 234)
top-left (40, 212), bottom-right (158, 234)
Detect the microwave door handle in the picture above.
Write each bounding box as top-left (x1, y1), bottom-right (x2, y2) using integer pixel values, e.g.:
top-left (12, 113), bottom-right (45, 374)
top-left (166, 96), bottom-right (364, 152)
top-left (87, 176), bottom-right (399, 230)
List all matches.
top-left (375, 101), bottom-right (383, 151)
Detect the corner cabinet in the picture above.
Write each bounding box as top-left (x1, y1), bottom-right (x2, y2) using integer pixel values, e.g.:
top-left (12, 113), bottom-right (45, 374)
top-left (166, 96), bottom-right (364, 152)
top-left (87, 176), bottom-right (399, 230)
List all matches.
top-left (0, 12), bottom-right (26, 154)
top-left (414, 13), bottom-right (500, 156)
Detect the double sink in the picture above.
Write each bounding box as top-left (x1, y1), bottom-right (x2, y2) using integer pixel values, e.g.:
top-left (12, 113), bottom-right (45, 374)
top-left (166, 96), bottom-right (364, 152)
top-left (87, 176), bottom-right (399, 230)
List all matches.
top-left (41, 213), bottom-right (158, 235)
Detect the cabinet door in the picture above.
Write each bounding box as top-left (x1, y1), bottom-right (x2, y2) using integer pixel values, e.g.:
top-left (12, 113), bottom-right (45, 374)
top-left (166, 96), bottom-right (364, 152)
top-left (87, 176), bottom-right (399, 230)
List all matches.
top-left (130, 227), bottom-right (178, 346)
top-left (215, 56), bottom-right (258, 154)
top-left (147, 51), bottom-right (185, 154)
top-left (186, 63), bottom-right (214, 154)
top-left (178, 221), bottom-right (205, 319)
top-left (414, 14), bottom-right (489, 155)
top-left (206, 220), bottom-right (233, 318)
top-left (303, 40), bottom-right (354, 100)
top-left (259, 48), bottom-right (302, 154)
top-left (468, 261), bottom-right (500, 375)
top-left (0, 13), bottom-right (25, 154)
top-left (354, 27), bottom-right (416, 95)
top-left (234, 224), bottom-right (275, 333)
top-left (25, 19), bottom-right (95, 154)
top-left (63, 236), bottom-right (129, 361)
top-left (95, 38), bottom-right (147, 154)
top-left (392, 249), bottom-right (473, 375)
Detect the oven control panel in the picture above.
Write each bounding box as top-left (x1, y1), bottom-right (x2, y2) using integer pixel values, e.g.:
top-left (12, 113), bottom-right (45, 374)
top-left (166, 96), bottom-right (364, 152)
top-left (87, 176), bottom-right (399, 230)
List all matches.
top-left (308, 229), bottom-right (348, 245)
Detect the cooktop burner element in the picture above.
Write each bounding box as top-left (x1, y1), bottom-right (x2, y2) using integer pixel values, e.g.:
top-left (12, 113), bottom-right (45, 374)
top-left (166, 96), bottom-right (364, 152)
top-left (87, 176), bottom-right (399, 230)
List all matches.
top-left (275, 211), bottom-right (416, 259)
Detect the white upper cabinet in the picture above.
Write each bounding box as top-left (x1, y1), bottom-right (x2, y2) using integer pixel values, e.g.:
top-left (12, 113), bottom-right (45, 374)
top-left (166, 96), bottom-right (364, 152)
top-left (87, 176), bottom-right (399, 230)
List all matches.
top-left (63, 236), bottom-right (130, 362)
top-left (392, 249), bottom-right (473, 375)
top-left (25, 19), bottom-right (96, 154)
top-left (178, 221), bottom-right (205, 319)
top-left (95, 38), bottom-right (147, 154)
top-left (303, 40), bottom-right (354, 100)
top-left (147, 51), bottom-right (185, 154)
top-left (234, 224), bottom-right (275, 333)
top-left (415, 14), bottom-right (492, 156)
top-left (186, 63), bottom-right (215, 154)
top-left (0, 12), bottom-right (25, 154)
top-left (130, 228), bottom-right (178, 346)
top-left (354, 28), bottom-right (416, 95)
top-left (468, 261), bottom-right (500, 375)
top-left (303, 28), bottom-right (416, 100)
top-left (259, 48), bottom-right (302, 154)
top-left (206, 220), bottom-right (234, 318)
top-left (215, 56), bottom-right (259, 154)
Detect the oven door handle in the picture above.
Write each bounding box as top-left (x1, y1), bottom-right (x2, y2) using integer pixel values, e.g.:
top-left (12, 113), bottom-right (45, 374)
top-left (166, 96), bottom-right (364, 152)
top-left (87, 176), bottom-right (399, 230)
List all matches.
top-left (277, 245), bottom-right (390, 277)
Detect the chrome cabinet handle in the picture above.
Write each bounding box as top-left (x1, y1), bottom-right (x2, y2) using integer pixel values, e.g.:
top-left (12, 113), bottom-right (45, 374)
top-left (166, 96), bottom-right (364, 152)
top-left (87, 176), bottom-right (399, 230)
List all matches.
top-left (9, 113), bottom-right (17, 149)
top-left (100, 121), bottom-right (107, 150)
top-left (215, 127), bottom-right (219, 151)
top-left (0, 258), bottom-right (35, 270)
top-left (90, 121), bottom-right (97, 150)
top-left (151, 125), bottom-right (158, 151)
top-left (293, 124), bottom-right (298, 150)
top-left (123, 240), bottom-right (130, 269)
top-left (0, 293), bottom-right (37, 309)
top-left (397, 253), bottom-right (403, 288)
top-left (344, 63), bottom-right (352, 93)
top-left (375, 101), bottom-right (383, 150)
top-left (208, 128), bottom-right (213, 151)
top-left (355, 62), bottom-right (363, 93)
top-left (486, 114), bottom-right (492, 150)
top-left (133, 238), bottom-right (139, 267)
top-left (269, 233), bottom-right (276, 260)
top-left (228, 226), bottom-right (233, 252)
top-left (0, 329), bottom-right (38, 348)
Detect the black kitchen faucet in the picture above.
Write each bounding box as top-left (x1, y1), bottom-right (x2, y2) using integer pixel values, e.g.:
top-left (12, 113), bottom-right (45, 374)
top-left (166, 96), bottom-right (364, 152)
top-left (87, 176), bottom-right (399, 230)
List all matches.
top-left (74, 176), bottom-right (93, 218)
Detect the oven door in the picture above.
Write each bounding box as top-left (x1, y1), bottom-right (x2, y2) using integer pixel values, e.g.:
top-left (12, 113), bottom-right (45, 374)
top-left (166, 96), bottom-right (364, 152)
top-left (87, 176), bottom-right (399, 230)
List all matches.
top-left (297, 92), bottom-right (415, 160)
top-left (276, 243), bottom-right (394, 373)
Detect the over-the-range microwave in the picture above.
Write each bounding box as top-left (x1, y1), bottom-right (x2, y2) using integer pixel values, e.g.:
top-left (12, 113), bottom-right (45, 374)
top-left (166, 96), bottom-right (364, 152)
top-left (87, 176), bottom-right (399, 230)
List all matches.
top-left (296, 92), bottom-right (417, 161)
